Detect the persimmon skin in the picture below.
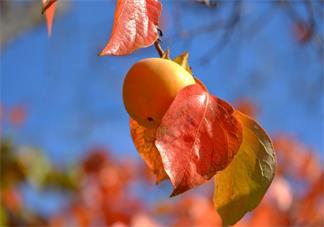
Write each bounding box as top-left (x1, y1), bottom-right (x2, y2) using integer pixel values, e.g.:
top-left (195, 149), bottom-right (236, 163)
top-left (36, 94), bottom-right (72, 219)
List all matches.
top-left (123, 58), bottom-right (196, 128)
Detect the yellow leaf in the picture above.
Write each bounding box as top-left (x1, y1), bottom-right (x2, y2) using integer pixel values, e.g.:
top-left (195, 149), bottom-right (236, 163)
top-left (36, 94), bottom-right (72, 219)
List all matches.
top-left (161, 48), bottom-right (170, 59)
top-left (173, 51), bottom-right (192, 74)
top-left (130, 118), bottom-right (168, 184)
top-left (213, 111), bottom-right (276, 226)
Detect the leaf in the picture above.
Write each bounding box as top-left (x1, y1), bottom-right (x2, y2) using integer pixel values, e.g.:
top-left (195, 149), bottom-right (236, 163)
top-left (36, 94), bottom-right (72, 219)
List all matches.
top-left (161, 48), bottom-right (170, 59)
top-left (99, 0), bottom-right (162, 56)
top-left (173, 51), bottom-right (192, 74)
top-left (213, 111), bottom-right (276, 226)
top-left (130, 118), bottom-right (168, 184)
top-left (173, 52), bottom-right (208, 91)
top-left (155, 84), bottom-right (242, 196)
top-left (42, 0), bottom-right (57, 36)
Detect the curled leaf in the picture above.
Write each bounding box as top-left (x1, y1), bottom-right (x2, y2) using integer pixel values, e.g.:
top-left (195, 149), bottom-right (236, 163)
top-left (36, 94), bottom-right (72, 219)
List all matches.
top-left (100, 0), bottom-right (162, 56)
top-left (213, 111), bottom-right (276, 226)
top-left (155, 84), bottom-right (242, 196)
top-left (130, 118), bottom-right (168, 184)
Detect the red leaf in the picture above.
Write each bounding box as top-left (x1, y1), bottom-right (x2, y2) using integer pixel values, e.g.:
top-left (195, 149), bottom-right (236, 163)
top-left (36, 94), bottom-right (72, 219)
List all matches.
top-left (99, 0), bottom-right (162, 56)
top-left (155, 84), bottom-right (242, 196)
top-left (42, 0), bottom-right (57, 36)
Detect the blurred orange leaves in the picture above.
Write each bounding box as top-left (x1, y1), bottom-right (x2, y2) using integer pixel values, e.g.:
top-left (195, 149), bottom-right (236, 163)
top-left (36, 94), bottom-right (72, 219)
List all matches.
top-left (49, 148), bottom-right (142, 227)
top-left (274, 135), bottom-right (322, 182)
top-left (1, 132), bottom-right (322, 226)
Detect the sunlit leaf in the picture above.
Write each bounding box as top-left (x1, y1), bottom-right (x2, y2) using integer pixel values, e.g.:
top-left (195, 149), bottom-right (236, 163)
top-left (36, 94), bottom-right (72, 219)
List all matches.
top-left (130, 118), bottom-right (168, 184)
top-left (42, 0), bottom-right (57, 36)
top-left (173, 51), bottom-right (192, 74)
top-left (161, 48), bottom-right (170, 59)
top-left (156, 84), bottom-right (242, 196)
top-left (99, 0), bottom-right (162, 56)
top-left (173, 51), bottom-right (208, 91)
top-left (213, 111), bottom-right (276, 226)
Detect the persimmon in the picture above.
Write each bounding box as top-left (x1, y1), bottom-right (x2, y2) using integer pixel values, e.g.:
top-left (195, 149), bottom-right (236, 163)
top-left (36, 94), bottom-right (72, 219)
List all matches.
top-left (123, 58), bottom-right (196, 128)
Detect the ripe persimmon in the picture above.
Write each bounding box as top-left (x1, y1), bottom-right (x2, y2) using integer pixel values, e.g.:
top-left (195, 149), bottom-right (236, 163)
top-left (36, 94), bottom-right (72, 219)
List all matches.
top-left (123, 58), bottom-right (196, 128)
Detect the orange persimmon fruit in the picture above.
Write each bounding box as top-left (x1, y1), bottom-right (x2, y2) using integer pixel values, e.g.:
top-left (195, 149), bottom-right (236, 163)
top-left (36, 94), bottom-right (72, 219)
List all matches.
top-left (123, 58), bottom-right (196, 128)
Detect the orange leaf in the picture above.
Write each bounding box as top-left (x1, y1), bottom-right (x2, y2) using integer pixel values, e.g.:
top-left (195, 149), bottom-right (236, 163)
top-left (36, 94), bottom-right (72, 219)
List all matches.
top-left (100, 0), bottom-right (162, 56)
top-left (130, 118), bottom-right (168, 184)
top-left (42, 0), bottom-right (57, 36)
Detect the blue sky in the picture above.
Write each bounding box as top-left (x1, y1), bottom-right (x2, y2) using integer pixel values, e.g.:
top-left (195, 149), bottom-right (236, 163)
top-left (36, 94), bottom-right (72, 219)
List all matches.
top-left (1, 1), bottom-right (323, 163)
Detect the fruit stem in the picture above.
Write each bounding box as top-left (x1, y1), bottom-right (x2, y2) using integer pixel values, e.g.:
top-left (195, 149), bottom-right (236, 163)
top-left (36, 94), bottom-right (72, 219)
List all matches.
top-left (154, 40), bottom-right (164, 57)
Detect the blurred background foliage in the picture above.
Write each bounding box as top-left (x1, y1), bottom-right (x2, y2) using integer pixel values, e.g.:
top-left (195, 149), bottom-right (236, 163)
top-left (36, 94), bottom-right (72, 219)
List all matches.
top-left (1, 0), bottom-right (323, 226)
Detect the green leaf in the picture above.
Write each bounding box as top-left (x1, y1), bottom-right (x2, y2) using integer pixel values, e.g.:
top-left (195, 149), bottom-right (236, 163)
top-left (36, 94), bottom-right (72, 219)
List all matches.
top-left (213, 111), bottom-right (276, 226)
